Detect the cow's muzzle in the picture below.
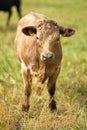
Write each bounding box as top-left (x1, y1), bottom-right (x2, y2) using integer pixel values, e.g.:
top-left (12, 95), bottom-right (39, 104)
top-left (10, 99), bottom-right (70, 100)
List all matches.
top-left (41, 53), bottom-right (54, 61)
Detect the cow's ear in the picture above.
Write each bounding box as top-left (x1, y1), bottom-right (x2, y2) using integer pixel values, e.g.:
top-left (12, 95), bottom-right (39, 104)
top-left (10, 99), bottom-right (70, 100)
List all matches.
top-left (59, 26), bottom-right (75, 37)
top-left (22, 26), bottom-right (37, 36)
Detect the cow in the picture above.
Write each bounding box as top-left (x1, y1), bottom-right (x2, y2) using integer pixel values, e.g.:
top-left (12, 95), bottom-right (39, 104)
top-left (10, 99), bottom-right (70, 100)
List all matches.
top-left (14, 12), bottom-right (75, 112)
top-left (0, 0), bottom-right (21, 26)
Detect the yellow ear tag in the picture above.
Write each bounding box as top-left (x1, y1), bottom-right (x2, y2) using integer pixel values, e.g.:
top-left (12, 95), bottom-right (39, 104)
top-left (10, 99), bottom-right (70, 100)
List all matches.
top-left (29, 31), bottom-right (35, 36)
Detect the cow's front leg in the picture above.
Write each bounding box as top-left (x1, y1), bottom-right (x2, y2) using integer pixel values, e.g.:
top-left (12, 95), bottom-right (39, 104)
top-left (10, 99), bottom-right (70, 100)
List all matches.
top-left (47, 68), bottom-right (61, 111)
top-left (7, 10), bottom-right (12, 26)
top-left (21, 63), bottom-right (32, 112)
top-left (47, 78), bottom-right (57, 111)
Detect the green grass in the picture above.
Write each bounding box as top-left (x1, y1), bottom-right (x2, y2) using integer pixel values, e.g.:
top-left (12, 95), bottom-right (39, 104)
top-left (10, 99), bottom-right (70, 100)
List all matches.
top-left (0, 0), bottom-right (87, 130)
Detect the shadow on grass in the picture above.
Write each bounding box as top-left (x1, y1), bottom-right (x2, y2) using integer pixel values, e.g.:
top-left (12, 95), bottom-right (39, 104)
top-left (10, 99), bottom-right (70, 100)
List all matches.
top-left (69, 82), bottom-right (87, 109)
top-left (0, 24), bottom-right (17, 33)
top-left (77, 85), bottom-right (87, 109)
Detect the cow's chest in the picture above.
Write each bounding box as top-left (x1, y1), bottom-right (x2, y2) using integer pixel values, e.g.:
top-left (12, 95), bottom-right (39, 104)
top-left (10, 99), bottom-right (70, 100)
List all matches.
top-left (29, 62), bottom-right (58, 83)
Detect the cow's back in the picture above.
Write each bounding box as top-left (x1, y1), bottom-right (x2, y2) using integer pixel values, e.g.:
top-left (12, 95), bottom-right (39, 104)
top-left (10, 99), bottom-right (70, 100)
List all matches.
top-left (0, 0), bottom-right (13, 11)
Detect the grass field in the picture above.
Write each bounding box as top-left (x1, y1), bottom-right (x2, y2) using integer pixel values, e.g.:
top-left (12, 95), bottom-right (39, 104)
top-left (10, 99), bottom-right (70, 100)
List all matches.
top-left (0, 0), bottom-right (87, 130)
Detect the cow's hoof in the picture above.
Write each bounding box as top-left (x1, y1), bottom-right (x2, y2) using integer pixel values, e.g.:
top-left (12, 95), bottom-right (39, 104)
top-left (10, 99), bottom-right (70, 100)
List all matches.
top-left (22, 104), bottom-right (29, 112)
top-left (49, 100), bottom-right (57, 111)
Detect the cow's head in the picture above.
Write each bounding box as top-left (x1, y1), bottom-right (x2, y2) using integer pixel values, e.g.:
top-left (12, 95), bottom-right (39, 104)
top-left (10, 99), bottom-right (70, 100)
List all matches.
top-left (22, 20), bottom-right (75, 62)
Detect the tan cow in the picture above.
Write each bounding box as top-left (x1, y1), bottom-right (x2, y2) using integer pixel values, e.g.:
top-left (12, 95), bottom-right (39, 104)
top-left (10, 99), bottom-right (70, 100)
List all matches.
top-left (14, 12), bottom-right (75, 112)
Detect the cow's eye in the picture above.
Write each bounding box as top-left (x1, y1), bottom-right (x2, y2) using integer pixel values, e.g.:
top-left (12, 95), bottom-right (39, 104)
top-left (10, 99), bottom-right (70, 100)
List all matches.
top-left (36, 36), bottom-right (39, 40)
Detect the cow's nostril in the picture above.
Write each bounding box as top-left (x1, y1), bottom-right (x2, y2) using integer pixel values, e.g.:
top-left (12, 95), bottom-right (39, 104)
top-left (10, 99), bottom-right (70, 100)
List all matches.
top-left (42, 55), bottom-right (46, 60)
top-left (47, 54), bottom-right (53, 59)
top-left (42, 53), bottom-right (53, 61)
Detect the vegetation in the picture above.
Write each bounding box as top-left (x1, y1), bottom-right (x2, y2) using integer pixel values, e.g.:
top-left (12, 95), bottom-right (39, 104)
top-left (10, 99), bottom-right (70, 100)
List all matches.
top-left (0, 0), bottom-right (87, 129)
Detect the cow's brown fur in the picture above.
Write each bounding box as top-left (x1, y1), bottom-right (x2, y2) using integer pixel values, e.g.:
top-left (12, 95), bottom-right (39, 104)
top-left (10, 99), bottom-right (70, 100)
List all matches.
top-left (14, 12), bottom-right (75, 112)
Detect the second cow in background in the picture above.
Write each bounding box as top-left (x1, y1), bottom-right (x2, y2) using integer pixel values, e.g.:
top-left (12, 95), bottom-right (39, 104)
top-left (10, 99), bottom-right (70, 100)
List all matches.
top-left (0, 0), bottom-right (21, 26)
